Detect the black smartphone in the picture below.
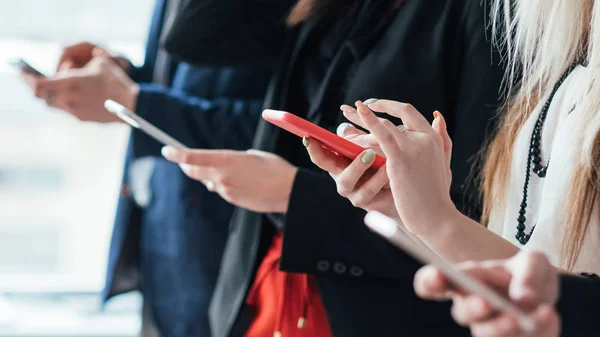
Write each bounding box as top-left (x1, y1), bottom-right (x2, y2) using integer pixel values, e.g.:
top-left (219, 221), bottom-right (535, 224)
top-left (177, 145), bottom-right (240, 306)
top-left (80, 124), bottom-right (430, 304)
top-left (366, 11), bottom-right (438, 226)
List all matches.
top-left (9, 58), bottom-right (47, 78)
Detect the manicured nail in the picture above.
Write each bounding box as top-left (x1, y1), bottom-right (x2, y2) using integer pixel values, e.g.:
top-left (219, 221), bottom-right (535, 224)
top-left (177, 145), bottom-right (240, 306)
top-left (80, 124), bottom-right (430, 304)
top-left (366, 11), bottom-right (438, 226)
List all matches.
top-left (161, 146), bottom-right (177, 158)
top-left (363, 98), bottom-right (379, 105)
top-left (336, 123), bottom-right (354, 136)
top-left (179, 163), bottom-right (193, 173)
top-left (361, 149), bottom-right (376, 164)
top-left (433, 111), bottom-right (446, 129)
top-left (357, 102), bottom-right (371, 115)
top-left (302, 136), bottom-right (309, 148)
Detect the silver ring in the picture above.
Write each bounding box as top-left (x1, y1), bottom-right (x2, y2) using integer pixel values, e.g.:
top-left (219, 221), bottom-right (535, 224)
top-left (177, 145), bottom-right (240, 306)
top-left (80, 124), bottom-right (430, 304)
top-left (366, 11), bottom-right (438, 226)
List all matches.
top-left (396, 125), bottom-right (408, 133)
top-left (45, 90), bottom-right (55, 105)
top-left (205, 180), bottom-right (216, 192)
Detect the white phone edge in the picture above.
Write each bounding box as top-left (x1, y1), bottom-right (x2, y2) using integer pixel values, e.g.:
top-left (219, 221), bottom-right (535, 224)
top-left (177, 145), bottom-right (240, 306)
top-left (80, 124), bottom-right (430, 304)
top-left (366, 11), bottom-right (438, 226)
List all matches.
top-left (364, 212), bottom-right (536, 333)
top-left (104, 100), bottom-right (188, 149)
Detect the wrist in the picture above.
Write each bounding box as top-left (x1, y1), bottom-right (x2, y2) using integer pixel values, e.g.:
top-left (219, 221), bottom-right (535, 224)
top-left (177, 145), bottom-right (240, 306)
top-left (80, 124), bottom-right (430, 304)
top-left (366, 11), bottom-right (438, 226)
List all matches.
top-left (118, 82), bottom-right (140, 112)
top-left (413, 203), bottom-right (463, 242)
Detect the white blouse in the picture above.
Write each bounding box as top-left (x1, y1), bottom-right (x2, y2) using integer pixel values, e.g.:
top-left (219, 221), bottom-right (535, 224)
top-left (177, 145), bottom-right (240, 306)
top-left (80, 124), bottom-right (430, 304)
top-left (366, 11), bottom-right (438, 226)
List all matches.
top-left (488, 66), bottom-right (600, 273)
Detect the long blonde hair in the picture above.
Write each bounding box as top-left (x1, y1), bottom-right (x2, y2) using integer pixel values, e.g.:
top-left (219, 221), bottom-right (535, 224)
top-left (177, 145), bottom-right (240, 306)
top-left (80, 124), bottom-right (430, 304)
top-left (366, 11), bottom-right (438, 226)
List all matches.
top-left (483, 0), bottom-right (600, 269)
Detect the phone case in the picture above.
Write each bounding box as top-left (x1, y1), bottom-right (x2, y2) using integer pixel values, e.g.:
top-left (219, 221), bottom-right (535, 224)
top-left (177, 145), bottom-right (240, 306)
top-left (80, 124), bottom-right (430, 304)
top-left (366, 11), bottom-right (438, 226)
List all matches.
top-left (262, 109), bottom-right (386, 169)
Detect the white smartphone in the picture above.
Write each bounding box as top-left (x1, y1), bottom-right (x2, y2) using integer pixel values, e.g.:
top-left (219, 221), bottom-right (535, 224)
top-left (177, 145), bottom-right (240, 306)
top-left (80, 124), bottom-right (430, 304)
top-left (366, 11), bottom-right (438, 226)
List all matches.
top-left (9, 58), bottom-right (47, 77)
top-left (364, 212), bottom-right (536, 333)
top-left (104, 100), bottom-right (188, 149)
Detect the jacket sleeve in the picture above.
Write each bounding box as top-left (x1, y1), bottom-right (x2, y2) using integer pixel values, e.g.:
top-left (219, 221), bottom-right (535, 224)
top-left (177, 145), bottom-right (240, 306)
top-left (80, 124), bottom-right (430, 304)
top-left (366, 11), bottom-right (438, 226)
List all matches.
top-left (557, 274), bottom-right (600, 336)
top-left (129, 83), bottom-right (263, 159)
top-left (280, 169), bottom-right (423, 281)
top-left (163, 0), bottom-right (296, 67)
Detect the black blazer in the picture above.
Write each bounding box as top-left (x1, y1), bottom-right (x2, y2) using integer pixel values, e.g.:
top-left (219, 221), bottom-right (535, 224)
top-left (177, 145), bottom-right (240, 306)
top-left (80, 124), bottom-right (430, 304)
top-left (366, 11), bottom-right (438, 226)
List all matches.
top-left (167, 1), bottom-right (504, 336)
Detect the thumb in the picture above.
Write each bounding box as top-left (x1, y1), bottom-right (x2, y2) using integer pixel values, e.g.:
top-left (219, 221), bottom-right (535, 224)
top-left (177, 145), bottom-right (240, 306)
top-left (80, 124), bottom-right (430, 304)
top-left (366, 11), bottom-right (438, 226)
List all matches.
top-left (432, 111), bottom-right (452, 163)
top-left (92, 46), bottom-right (109, 58)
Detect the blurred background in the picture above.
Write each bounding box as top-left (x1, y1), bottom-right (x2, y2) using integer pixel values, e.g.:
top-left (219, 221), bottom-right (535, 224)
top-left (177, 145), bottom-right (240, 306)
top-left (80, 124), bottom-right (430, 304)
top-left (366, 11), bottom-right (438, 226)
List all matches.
top-left (0, 1), bottom-right (153, 336)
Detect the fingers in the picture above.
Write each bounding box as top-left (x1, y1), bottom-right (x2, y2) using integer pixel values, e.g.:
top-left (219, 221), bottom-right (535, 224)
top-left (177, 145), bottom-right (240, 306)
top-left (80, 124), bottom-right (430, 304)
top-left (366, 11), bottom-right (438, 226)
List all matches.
top-left (468, 298), bottom-right (559, 337)
top-left (32, 75), bottom-right (82, 108)
top-left (470, 312), bottom-right (521, 337)
top-left (348, 164), bottom-right (389, 207)
top-left (178, 163), bottom-right (213, 182)
top-left (531, 305), bottom-right (560, 337)
top-left (364, 99), bottom-right (434, 134)
top-left (432, 111), bottom-right (452, 162)
top-left (354, 101), bottom-right (405, 157)
top-left (304, 137), bottom-right (351, 176)
top-left (335, 149), bottom-right (378, 198)
top-left (57, 41), bottom-right (95, 71)
top-left (336, 122), bottom-right (363, 137)
top-left (508, 251), bottom-right (558, 307)
top-left (341, 105), bottom-right (367, 129)
top-left (92, 46), bottom-right (110, 58)
top-left (451, 296), bottom-right (495, 327)
top-left (161, 146), bottom-right (234, 167)
top-left (414, 266), bottom-right (454, 301)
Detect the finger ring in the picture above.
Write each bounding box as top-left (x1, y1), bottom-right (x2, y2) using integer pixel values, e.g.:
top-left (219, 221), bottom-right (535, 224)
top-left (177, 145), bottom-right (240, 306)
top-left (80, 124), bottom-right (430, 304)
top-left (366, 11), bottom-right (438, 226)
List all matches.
top-left (397, 125), bottom-right (408, 133)
top-left (45, 90), bottom-right (55, 105)
top-left (205, 180), bottom-right (216, 192)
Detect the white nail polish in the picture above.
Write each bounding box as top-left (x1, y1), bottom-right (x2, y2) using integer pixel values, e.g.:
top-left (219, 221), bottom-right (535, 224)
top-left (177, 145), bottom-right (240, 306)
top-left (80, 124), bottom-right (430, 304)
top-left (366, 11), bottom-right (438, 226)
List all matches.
top-left (336, 123), bottom-right (354, 136)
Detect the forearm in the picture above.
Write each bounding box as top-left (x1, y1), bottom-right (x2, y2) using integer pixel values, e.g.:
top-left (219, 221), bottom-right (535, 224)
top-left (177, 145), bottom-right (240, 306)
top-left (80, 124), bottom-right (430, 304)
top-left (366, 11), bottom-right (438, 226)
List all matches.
top-left (417, 211), bottom-right (520, 263)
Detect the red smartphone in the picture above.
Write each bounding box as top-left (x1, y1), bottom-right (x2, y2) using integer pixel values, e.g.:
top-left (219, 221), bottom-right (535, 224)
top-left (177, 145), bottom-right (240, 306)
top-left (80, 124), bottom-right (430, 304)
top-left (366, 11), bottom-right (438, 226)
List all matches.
top-left (262, 109), bottom-right (386, 169)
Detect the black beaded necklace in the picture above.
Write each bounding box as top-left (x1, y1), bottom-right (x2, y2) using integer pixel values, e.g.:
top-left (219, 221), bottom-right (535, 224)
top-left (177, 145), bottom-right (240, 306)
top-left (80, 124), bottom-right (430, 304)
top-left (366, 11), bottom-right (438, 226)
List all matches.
top-left (516, 61), bottom-right (581, 245)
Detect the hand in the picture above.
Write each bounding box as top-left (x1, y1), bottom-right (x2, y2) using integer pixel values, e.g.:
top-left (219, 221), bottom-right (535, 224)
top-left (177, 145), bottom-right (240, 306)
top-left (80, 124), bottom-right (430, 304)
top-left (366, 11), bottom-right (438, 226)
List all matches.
top-left (57, 41), bottom-right (131, 73)
top-left (348, 99), bottom-right (455, 238)
top-left (414, 250), bottom-right (560, 337)
top-left (22, 56), bottom-right (139, 123)
top-left (161, 147), bottom-right (299, 213)
top-left (305, 121), bottom-right (399, 219)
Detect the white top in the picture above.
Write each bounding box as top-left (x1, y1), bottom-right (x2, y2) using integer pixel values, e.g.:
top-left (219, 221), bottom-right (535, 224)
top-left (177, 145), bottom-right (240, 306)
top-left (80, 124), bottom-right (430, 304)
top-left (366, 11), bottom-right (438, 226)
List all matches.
top-left (488, 66), bottom-right (600, 273)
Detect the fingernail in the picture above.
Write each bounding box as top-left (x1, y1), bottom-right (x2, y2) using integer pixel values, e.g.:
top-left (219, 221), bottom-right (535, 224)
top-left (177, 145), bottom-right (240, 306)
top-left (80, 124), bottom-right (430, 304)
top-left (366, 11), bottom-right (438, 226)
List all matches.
top-left (363, 98), bottom-right (379, 105)
top-left (302, 136), bottom-right (309, 148)
top-left (161, 146), bottom-right (177, 158)
top-left (434, 111), bottom-right (447, 129)
top-left (179, 163), bottom-right (193, 173)
top-left (361, 149), bottom-right (376, 164)
top-left (357, 102), bottom-right (371, 115)
top-left (336, 123), bottom-right (354, 136)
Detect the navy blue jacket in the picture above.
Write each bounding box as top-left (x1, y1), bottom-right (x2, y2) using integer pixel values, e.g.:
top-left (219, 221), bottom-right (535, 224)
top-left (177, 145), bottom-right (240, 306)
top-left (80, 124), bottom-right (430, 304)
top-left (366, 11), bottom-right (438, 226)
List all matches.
top-left (102, 1), bottom-right (273, 336)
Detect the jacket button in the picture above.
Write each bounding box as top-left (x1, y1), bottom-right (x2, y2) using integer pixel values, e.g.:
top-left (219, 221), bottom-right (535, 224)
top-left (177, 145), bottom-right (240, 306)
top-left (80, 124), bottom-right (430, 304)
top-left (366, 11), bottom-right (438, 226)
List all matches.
top-left (349, 266), bottom-right (364, 278)
top-left (317, 260), bottom-right (331, 272)
top-left (333, 262), bottom-right (347, 274)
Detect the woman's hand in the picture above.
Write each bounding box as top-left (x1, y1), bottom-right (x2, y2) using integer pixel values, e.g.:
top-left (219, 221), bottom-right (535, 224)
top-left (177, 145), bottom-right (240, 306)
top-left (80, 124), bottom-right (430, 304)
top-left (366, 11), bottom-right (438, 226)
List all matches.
top-left (414, 250), bottom-right (560, 337)
top-left (349, 99), bottom-right (456, 238)
top-left (305, 122), bottom-right (399, 219)
top-left (161, 147), bottom-right (298, 213)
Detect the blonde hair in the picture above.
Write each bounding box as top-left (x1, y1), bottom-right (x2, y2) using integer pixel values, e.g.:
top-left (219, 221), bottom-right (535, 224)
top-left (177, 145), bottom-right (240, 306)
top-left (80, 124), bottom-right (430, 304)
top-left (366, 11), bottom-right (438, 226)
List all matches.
top-left (483, 0), bottom-right (600, 269)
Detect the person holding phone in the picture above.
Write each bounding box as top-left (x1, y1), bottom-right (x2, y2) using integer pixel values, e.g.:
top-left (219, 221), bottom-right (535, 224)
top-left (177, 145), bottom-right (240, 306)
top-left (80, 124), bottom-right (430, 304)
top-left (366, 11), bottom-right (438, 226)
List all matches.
top-left (159, 0), bottom-right (505, 336)
top-left (415, 250), bottom-right (560, 337)
top-left (18, 1), bottom-right (277, 336)
top-left (304, 0), bottom-right (600, 331)
top-left (415, 250), bottom-right (600, 337)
